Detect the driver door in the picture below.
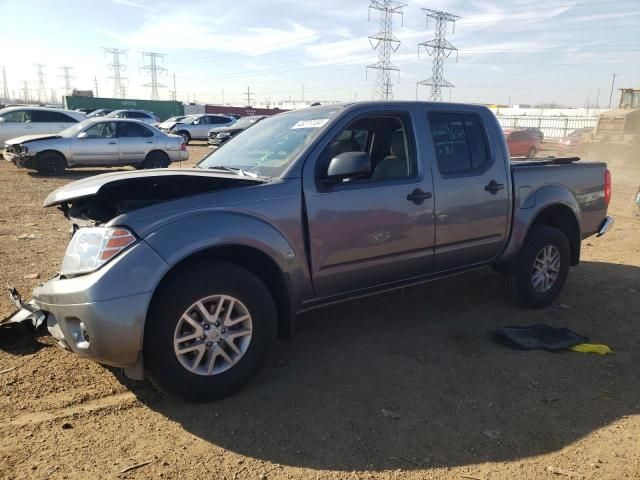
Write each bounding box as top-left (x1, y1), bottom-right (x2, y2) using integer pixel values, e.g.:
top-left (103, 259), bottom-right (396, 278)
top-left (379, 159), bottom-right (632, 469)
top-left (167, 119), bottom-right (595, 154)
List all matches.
top-left (70, 121), bottom-right (119, 165)
top-left (303, 111), bottom-right (435, 298)
top-left (191, 116), bottom-right (211, 139)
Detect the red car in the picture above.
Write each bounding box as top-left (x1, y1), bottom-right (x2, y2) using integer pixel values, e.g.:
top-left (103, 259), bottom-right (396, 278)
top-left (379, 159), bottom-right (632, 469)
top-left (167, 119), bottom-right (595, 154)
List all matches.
top-left (558, 127), bottom-right (592, 152)
top-left (504, 128), bottom-right (541, 158)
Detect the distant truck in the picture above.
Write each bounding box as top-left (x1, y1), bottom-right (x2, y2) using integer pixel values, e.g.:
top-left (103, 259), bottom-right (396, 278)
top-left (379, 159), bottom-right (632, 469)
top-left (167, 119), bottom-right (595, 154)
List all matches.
top-left (15, 102), bottom-right (613, 401)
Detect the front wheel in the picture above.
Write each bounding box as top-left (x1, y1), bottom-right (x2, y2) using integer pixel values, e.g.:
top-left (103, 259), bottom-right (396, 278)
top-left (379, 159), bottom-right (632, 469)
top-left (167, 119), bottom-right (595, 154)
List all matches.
top-left (36, 152), bottom-right (66, 176)
top-left (503, 225), bottom-right (570, 308)
top-left (144, 261), bottom-right (277, 401)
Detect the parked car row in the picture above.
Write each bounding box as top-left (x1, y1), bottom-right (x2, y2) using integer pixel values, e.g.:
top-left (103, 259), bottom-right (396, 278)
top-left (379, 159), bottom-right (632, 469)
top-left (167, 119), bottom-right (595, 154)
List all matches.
top-left (1, 105), bottom-right (188, 174)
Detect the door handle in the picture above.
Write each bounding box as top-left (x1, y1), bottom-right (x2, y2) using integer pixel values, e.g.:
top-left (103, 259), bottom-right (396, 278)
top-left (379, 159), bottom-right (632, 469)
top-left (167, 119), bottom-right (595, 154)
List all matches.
top-left (146, 141), bottom-right (153, 144)
top-left (485, 180), bottom-right (505, 194)
top-left (108, 141), bottom-right (117, 145)
top-left (406, 188), bottom-right (433, 205)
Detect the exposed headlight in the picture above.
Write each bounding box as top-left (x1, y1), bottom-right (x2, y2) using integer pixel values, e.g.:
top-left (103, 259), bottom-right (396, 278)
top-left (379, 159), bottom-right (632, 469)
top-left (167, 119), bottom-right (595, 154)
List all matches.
top-left (216, 132), bottom-right (231, 139)
top-left (60, 227), bottom-right (136, 276)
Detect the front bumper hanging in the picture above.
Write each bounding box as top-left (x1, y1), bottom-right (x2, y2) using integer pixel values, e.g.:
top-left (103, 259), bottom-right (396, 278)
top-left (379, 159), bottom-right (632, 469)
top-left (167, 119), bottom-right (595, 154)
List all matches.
top-left (0, 286), bottom-right (46, 329)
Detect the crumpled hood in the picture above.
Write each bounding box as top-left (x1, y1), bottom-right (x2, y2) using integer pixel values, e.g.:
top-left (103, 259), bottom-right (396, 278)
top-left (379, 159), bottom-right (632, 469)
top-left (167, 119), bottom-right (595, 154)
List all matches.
top-left (43, 168), bottom-right (264, 207)
top-left (5, 134), bottom-right (62, 145)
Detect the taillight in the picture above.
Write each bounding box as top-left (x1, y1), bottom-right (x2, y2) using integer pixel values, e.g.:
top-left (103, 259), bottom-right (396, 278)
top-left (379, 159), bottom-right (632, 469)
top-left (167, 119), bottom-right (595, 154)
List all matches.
top-left (180, 142), bottom-right (186, 151)
top-left (604, 169), bottom-right (611, 206)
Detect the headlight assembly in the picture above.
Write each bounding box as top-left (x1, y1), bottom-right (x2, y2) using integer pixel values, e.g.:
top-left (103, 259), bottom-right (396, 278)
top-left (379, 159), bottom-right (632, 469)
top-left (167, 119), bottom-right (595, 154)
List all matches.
top-left (60, 227), bottom-right (136, 276)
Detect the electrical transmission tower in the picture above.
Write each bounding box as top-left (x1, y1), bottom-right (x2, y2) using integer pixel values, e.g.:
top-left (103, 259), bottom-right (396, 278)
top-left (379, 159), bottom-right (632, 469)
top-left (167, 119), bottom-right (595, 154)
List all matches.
top-left (59, 66), bottom-right (74, 96)
top-left (169, 73), bottom-right (177, 101)
top-left (366, 0), bottom-right (406, 100)
top-left (1, 67), bottom-right (9, 102)
top-left (416, 8), bottom-right (459, 102)
top-left (104, 48), bottom-right (128, 98)
top-left (21, 81), bottom-right (30, 102)
top-left (140, 52), bottom-right (167, 100)
top-left (34, 64), bottom-right (47, 103)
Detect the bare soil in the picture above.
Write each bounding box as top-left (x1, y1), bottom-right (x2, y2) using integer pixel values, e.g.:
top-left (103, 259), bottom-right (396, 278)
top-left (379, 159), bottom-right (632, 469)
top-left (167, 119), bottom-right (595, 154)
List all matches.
top-left (1, 142), bottom-right (639, 480)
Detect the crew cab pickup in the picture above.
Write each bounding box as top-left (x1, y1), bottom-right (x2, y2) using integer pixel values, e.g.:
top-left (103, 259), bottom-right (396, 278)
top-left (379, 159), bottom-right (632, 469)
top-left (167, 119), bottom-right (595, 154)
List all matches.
top-left (24, 102), bottom-right (613, 401)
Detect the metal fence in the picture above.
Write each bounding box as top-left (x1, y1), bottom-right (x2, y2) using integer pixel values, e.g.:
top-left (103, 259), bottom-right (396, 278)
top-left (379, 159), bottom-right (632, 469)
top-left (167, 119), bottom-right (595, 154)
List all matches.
top-left (495, 115), bottom-right (598, 139)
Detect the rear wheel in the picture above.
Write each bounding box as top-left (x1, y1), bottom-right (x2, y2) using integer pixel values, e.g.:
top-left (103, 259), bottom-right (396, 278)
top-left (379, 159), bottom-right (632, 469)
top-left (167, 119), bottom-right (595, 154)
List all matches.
top-left (35, 152), bottom-right (66, 176)
top-left (503, 225), bottom-right (570, 308)
top-left (177, 131), bottom-right (191, 145)
top-left (144, 261), bottom-right (277, 401)
top-left (143, 151), bottom-right (170, 169)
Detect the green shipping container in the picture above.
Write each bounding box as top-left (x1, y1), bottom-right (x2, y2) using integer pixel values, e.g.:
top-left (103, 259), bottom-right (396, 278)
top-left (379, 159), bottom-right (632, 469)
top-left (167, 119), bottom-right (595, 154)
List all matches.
top-left (64, 96), bottom-right (184, 121)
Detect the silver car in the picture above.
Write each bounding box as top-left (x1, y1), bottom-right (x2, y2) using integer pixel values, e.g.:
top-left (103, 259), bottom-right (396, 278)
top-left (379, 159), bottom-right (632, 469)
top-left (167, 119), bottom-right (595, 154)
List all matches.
top-left (3, 118), bottom-right (188, 175)
top-left (0, 106), bottom-right (86, 144)
top-left (106, 109), bottom-right (161, 127)
top-left (169, 114), bottom-right (235, 143)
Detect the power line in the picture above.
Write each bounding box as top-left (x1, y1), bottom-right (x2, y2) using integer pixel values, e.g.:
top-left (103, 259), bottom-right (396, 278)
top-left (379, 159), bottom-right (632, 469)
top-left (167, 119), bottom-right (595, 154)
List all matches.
top-left (59, 66), bottom-right (74, 95)
top-left (366, 0), bottom-right (406, 100)
top-left (417, 9), bottom-right (460, 102)
top-left (140, 52), bottom-right (167, 100)
top-left (104, 47), bottom-right (128, 99)
top-left (34, 63), bottom-right (47, 103)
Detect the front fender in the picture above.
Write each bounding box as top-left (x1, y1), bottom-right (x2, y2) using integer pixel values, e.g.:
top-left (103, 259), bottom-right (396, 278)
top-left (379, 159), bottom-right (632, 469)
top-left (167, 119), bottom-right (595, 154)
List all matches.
top-left (497, 184), bottom-right (582, 266)
top-left (144, 210), bottom-right (297, 270)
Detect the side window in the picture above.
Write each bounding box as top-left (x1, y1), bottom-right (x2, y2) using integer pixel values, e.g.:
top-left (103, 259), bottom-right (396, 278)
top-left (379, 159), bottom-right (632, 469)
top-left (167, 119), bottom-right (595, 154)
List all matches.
top-left (84, 122), bottom-right (117, 139)
top-left (0, 110), bottom-right (27, 122)
top-left (319, 114), bottom-right (415, 182)
top-left (211, 116), bottom-right (230, 125)
top-left (429, 113), bottom-right (490, 175)
top-left (129, 112), bottom-right (149, 119)
top-left (118, 122), bottom-right (153, 138)
top-left (32, 111), bottom-right (78, 123)
top-left (511, 131), bottom-right (526, 141)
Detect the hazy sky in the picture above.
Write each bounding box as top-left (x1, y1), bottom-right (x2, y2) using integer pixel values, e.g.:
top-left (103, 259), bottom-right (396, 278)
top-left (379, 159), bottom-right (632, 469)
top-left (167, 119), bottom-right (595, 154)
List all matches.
top-left (1, 0), bottom-right (639, 106)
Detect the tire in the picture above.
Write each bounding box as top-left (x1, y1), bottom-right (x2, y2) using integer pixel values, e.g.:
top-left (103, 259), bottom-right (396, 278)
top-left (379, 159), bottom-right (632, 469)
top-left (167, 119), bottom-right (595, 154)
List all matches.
top-left (35, 152), bottom-right (66, 176)
top-left (144, 261), bottom-right (277, 401)
top-left (503, 225), bottom-right (570, 308)
top-left (527, 148), bottom-right (536, 159)
top-left (143, 151), bottom-right (170, 169)
top-left (177, 131), bottom-right (191, 145)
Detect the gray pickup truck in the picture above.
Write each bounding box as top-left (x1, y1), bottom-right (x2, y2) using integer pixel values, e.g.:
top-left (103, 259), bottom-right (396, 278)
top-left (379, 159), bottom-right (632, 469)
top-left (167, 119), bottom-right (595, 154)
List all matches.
top-left (22, 102), bottom-right (613, 401)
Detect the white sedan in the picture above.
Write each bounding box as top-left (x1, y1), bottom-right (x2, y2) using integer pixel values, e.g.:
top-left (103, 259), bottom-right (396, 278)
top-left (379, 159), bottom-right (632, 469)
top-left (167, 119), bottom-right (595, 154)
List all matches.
top-left (0, 106), bottom-right (86, 144)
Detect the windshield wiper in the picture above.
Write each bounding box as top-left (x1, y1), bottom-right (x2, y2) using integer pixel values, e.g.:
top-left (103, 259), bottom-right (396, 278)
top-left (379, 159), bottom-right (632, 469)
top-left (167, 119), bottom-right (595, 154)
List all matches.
top-left (207, 165), bottom-right (259, 178)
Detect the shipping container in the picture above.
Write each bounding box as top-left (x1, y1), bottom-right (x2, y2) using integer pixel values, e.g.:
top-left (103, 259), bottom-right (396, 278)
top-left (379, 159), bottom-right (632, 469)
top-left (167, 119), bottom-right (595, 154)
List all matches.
top-left (64, 96), bottom-right (184, 121)
top-left (204, 105), bottom-right (287, 117)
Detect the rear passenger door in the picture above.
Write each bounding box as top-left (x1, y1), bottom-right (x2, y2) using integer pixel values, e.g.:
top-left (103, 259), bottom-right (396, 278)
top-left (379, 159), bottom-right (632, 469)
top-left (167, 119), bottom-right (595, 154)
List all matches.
top-left (117, 122), bottom-right (155, 163)
top-left (427, 111), bottom-right (510, 271)
top-left (34, 111), bottom-right (79, 134)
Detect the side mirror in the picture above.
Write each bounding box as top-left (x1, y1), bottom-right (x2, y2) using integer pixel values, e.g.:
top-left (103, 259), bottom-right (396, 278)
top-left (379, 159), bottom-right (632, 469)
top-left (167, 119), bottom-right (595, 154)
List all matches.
top-left (325, 151), bottom-right (371, 181)
top-left (0, 117), bottom-right (5, 124)
top-left (77, 132), bottom-right (88, 140)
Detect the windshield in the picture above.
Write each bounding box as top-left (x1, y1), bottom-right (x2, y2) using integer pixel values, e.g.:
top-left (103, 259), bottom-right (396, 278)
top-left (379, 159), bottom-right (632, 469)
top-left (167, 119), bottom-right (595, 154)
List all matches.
top-left (233, 116), bottom-right (262, 129)
top-left (164, 116), bottom-right (185, 123)
top-left (59, 119), bottom-right (95, 137)
top-left (197, 107), bottom-right (341, 177)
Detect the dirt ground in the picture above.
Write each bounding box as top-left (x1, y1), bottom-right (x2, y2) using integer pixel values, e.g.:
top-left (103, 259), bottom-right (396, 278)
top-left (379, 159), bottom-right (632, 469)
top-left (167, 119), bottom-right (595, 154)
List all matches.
top-left (0, 141), bottom-right (639, 480)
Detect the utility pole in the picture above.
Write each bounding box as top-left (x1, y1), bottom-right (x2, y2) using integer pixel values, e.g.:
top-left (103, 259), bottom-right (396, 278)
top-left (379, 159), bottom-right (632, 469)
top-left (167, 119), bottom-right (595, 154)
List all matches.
top-left (366, 0), bottom-right (406, 100)
top-left (608, 73), bottom-right (617, 109)
top-left (59, 66), bottom-right (74, 96)
top-left (22, 81), bottom-right (29, 103)
top-left (104, 47), bottom-right (128, 99)
top-left (1, 67), bottom-right (9, 103)
top-left (34, 63), bottom-right (47, 103)
top-left (245, 86), bottom-right (253, 106)
top-left (416, 8), bottom-right (459, 102)
top-left (94, 76), bottom-right (99, 97)
top-left (595, 88), bottom-right (600, 109)
top-left (140, 52), bottom-right (167, 100)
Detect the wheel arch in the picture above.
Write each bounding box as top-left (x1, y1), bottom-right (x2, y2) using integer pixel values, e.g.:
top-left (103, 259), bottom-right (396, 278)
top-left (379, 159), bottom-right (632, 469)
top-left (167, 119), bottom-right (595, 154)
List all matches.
top-left (34, 149), bottom-right (67, 165)
top-left (496, 184), bottom-right (582, 269)
top-left (146, 244), bottom-right (294, 340)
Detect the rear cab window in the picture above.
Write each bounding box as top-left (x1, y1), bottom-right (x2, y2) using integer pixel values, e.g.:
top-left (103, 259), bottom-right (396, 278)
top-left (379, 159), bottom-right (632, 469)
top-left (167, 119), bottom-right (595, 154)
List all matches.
top-left (428, 112), bottom-right (491, 175)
